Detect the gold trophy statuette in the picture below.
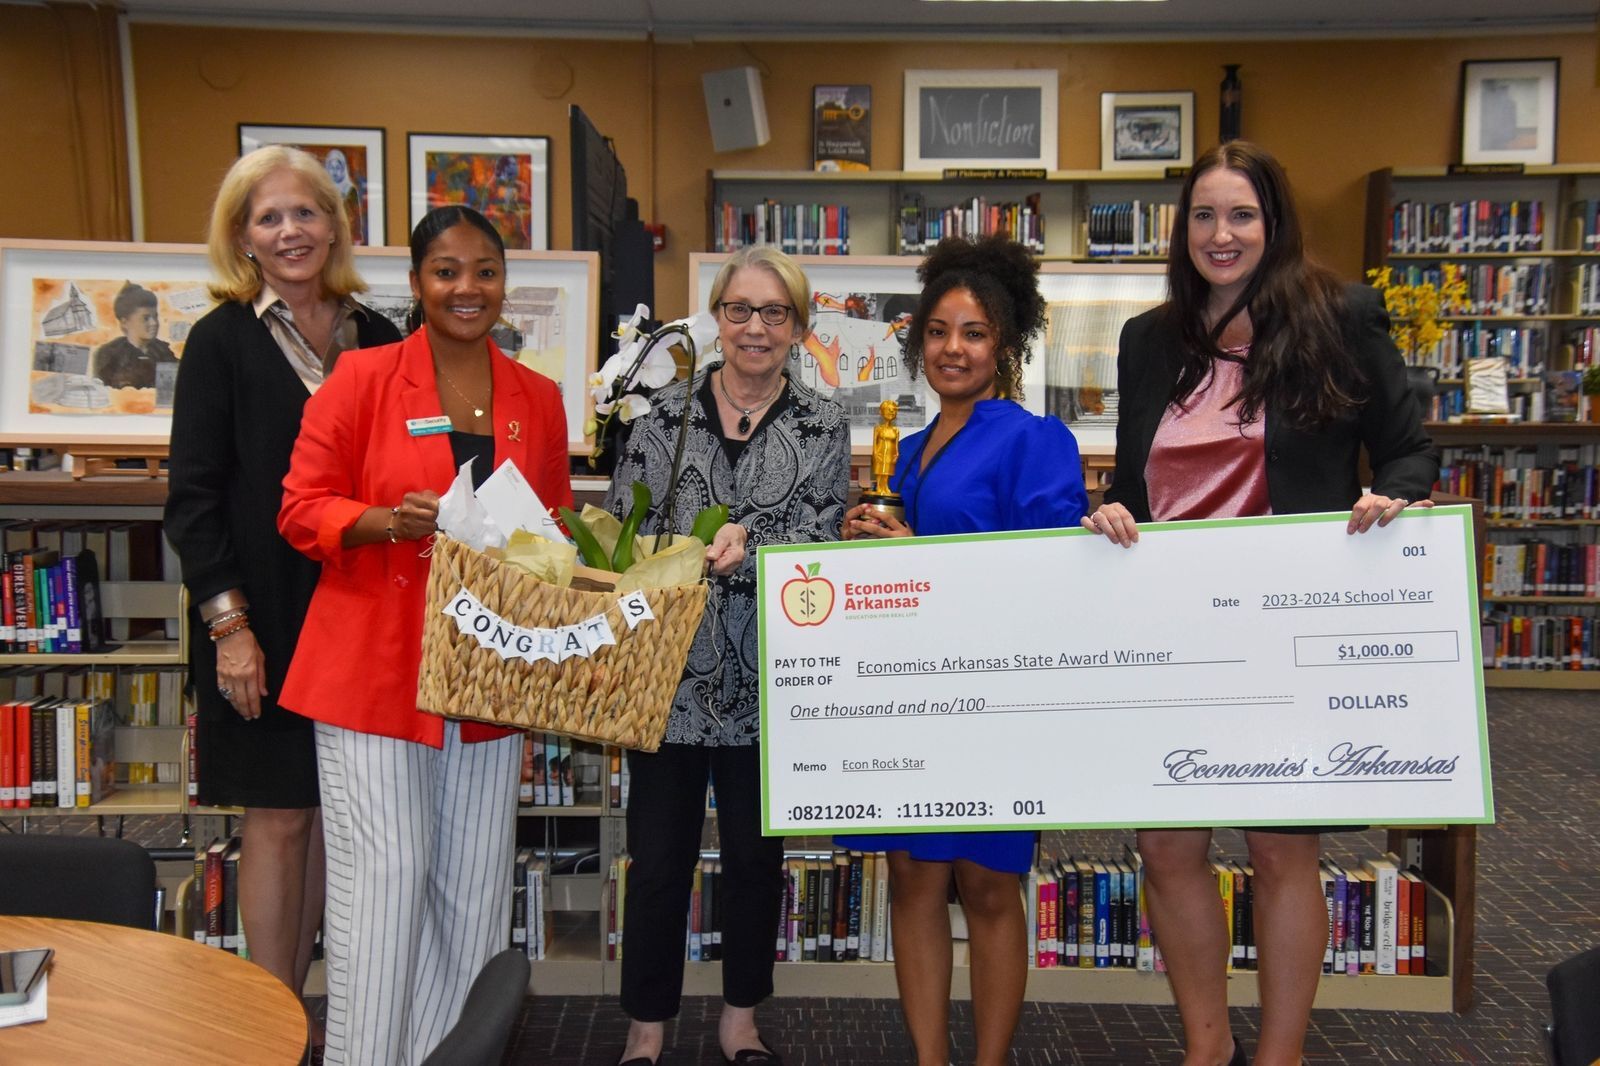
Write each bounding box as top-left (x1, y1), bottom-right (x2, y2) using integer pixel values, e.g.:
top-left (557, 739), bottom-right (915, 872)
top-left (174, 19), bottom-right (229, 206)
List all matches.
top-left (861, 399), bottom-right (905, 526)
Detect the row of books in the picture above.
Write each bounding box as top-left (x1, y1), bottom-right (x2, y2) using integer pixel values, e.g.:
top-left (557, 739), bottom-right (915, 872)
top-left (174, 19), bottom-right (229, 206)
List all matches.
top-left (1482, 536), bottom-right (1600, 598)
top-left (1386, 198), bottom-right (1546, 255)
top-left (1483, 605), bottom-right (1600, 670)
top-left (1391, 262), bottom-right (1555, 317)
top-left (897, 193), bottom-right (1044, 255)
top-left (517, 733), bottom-right (617, 808)
top-left (605, 850), bottom-right (896, 965)
top-left (1084, 200), bottom-right (1173, 259)
top-left (192, 836), bottom-right (247, 954)
top-left (1573, 329), bottom-right (1600, 369)
top-left (1436, 444), bottom-right (1600, 520)
top-left (3, 664), bottom-right (184, 789)
top-left (711, 201), bottom-right (851, 255)
top-left (1410, 323), bottom-right (1547, 379)
top-left (511, 846), bottom-right (553, 960)
top-left (2, 549), bottom-right (98, 654)
top-left (0, 447), bottom-right (52, 472)
top-left (1574, 263), bottom-right (1600, 316)
top-left (2, 518), bottom-right (177, 644)
top-left (0, 697), bottom-right (117, 808)
top-left (1025, 849), bottom-right (1430, 976)
top-left (604, 846), bottom-right (1431, 978)
top-left (1571, 201), bottom-right (1600, 251)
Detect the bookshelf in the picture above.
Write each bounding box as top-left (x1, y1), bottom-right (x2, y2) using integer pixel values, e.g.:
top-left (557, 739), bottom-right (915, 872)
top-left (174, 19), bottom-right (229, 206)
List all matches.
top-left (0, 470), bottom-right (236, 819)
top-left (1365, 167), bottom-right (1600, 691)
top-left (707, 170), bottom-right (1184, 261)
top-left (1363, 165), bottom-right (1600, 422)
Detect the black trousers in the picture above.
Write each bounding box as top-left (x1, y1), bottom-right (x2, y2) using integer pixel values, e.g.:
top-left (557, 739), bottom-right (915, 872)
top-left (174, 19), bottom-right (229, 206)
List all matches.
top-left (620, 741), bottom-right (785, 1020)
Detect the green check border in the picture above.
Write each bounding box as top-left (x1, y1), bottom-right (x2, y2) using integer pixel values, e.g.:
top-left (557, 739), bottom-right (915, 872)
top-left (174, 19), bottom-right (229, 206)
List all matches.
top-left (757, 506), bottom-right (1493, 835)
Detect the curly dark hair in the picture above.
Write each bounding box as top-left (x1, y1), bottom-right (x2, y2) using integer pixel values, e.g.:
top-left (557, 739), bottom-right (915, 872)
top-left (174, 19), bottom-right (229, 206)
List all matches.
top-left (901, 235), bottom-right (1046, 402)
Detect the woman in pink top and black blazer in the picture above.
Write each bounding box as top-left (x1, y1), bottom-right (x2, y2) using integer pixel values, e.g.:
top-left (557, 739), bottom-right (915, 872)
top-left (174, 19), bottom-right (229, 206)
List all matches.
top-left (1083, 141), bottom-right (1436, 1066)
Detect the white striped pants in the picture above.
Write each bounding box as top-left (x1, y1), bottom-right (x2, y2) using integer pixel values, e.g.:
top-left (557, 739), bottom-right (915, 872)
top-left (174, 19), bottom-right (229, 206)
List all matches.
top-left (315, 720), bottom-right (522, 1066)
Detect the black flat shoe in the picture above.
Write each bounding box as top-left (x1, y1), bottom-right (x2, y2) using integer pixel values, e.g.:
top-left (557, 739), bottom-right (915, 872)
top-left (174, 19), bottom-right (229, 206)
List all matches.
top-left (722, 1037), bottom-right (782, 1065)
top-left (1227, 1034), bottom-right (1248, 1066)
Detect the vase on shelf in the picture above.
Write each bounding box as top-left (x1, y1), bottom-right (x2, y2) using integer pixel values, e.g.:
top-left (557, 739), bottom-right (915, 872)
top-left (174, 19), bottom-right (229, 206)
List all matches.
top-left (1220, 65), bottom-right (1242, 143)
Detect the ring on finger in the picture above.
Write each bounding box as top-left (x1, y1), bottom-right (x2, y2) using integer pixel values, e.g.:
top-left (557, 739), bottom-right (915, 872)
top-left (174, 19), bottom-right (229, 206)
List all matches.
top-left (218, 685), bottom-right (233, 700)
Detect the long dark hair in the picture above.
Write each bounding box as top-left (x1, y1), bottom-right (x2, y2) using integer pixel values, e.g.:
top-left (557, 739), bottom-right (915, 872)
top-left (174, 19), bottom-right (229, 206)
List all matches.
top-left (902, 235), bottom-right (1045, 401)
top-left (406, 206), bottom-right (506, 332)
top-left (1167, 141), bottom-right (1362, 428)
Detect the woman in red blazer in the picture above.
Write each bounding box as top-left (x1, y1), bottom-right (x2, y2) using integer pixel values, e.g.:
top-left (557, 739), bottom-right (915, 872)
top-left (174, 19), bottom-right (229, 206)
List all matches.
top-left (279, 206), bottom-right (572, 1066)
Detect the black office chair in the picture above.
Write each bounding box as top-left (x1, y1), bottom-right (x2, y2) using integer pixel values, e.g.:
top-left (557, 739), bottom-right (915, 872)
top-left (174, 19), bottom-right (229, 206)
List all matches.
top-left (420, 948), bottom-right (531, 1066)
top-left (1547, 945), bottom-right (1600, 1065)
top-left (0, 835), bottom-right (158, 929)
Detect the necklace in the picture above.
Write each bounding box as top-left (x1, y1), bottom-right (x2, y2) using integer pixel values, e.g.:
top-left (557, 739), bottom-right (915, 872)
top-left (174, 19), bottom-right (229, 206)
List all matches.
top-left (717, 368), bottom-right (784, 435)
top-left (436, 362), bottom-right (488, 419)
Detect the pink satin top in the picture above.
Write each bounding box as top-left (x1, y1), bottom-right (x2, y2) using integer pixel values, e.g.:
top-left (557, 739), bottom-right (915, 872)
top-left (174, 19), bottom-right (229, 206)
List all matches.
top-left (1147, 356), bottom-right (1272, 521)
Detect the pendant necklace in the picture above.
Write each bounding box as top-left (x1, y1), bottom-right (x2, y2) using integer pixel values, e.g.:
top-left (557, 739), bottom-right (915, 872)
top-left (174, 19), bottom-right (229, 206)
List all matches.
top-left (437, 363), bottom-right (488, 419)
top-left (718, 369), bottom-right (784, 435)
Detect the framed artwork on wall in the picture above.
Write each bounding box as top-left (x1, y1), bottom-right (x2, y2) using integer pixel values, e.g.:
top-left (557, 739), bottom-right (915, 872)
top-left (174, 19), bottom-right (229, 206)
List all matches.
top-left (0, 240), bottom-right (597, 451)
top-left (238, 124), bottom-right (386, 246)
top-left (688, 254), bottom-right (1162, 451)
top-left (408, 133), bottom-right (551, 251)
top-left (1459, 58), bottom-right (1559, 166)
top-left (1099, 91), bottom-right (1195, 173)
top-left (902, 69), bottom-right (1058, 172)
top-left (0, 239), bottom-right (215, 446)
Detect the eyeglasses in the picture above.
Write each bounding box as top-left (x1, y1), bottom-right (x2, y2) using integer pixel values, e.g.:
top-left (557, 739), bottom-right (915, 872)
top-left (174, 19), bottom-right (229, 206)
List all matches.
top-left (718, 301), bottom-right (794, 327)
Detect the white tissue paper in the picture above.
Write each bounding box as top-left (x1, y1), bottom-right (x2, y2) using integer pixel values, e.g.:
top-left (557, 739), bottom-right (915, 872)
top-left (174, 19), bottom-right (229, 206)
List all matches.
top-left (436, 458), bottom-right (506, 550)
top-left (476, 459), bottom-right (567, 543)
top-left (435, 457), bottom-right (566, 550)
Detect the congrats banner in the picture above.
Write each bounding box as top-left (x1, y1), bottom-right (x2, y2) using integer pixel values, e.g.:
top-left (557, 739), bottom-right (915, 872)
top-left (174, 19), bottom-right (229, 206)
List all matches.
top-left (757, 507), bottom-right (1492, 835)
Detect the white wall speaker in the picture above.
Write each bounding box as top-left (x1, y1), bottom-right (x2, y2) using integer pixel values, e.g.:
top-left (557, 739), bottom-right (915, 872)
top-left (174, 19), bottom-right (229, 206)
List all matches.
top-left (702, 66), bottom-right (771, 153)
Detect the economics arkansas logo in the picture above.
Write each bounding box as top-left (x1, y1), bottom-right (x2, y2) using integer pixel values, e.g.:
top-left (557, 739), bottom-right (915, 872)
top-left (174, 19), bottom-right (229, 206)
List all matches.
top-left (780, 563), bottom-right (835, 626)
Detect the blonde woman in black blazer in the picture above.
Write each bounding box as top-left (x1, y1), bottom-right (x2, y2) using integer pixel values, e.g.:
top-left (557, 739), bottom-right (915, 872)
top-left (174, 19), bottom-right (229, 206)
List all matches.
top-left (1083, 141), bottom-right (1436, 1066)
top-left (165, 147), bottom-right (399, 1031)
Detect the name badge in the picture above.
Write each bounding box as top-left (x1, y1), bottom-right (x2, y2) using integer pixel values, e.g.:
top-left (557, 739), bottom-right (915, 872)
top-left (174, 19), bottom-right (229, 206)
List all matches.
top-left (406, 415), bottom-right (453, 437)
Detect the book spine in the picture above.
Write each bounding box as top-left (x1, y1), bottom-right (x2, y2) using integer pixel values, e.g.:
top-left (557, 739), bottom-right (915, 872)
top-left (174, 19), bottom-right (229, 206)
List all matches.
top-left (14, 701), bottom-right (30, 810)
top-left (0, 703), bottom-right (13, 807)
top-left (803, 862), bottom-right (819, 960)
top-left (832, 855), bottom-right (850, 961)
top-left (846, 853), bottom-right (863, 961)
top-left (223, 843), bottom-right (241, 952)
top-left (56, 703), bottom-right (75, 808)
top-left (74, 702), bottom-right (90, 807)
top-left (62, 555), bottom-right (81, 652)
top-left (1409, 875), bottom-right (1428, 975)
top-left (870, 857), bottom-right (889, 962)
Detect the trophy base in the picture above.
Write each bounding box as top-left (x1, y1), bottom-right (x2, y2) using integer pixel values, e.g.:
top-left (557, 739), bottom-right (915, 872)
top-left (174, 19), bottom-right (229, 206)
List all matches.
top-left (860, 492), bottom-right (905, 526)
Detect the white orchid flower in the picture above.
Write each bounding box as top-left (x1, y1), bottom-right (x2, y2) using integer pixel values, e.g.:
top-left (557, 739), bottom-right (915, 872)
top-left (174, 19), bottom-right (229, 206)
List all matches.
top-left (616, 393), bottom-right (652, 422)
top-left (613, 303), bottom-right (650, 343)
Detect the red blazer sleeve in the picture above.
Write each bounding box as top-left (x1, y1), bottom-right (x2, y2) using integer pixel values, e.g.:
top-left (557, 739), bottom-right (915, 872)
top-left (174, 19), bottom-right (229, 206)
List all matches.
top-left (278, 357), bottom-right (373, 566)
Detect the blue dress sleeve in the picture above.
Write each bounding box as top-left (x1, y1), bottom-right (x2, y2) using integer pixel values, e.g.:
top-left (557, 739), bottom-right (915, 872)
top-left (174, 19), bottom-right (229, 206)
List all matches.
top-left (1004, 416), bottom-right (1088, 530)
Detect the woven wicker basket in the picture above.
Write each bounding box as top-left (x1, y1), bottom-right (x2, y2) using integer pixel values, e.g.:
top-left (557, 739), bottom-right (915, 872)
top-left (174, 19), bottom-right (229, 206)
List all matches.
top-left (417, 534), bottom-right (707, 751)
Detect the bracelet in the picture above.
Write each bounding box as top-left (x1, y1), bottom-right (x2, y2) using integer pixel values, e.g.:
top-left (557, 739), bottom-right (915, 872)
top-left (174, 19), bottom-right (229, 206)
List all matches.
top-left (387, 506), bottom-right (401, 544)
top-left (206, 608), bottom-right (248, 631)
top-left (208, 616), bottom-right (251, 642)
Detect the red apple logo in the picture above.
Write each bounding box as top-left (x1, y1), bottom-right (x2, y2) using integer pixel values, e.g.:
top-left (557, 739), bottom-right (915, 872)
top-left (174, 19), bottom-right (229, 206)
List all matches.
top-left (781, 563), bottom-right (835, 626)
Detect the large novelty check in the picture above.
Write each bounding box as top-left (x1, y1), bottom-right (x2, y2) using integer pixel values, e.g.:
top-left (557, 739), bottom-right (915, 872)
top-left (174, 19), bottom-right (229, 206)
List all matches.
top-left (758, 507), bottom-right (1492, 835)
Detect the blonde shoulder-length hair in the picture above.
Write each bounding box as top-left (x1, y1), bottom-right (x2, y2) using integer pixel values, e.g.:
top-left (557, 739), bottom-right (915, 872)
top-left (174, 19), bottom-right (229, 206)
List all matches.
top-left (206, 145), bottom-right (367, 304)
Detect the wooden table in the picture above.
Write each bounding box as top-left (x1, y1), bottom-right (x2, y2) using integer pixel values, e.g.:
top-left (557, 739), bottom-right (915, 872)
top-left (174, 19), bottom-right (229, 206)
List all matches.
top-left (0, 916), bottom-right (307, 1064)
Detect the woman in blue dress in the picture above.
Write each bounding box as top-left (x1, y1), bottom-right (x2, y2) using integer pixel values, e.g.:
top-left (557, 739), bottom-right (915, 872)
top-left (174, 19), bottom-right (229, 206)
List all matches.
top-left (841, 235), bottom-right (1088, 1066)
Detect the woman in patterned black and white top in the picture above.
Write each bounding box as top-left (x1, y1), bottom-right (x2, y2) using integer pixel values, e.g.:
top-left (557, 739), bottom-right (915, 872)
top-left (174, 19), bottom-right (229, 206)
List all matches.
top-left (606, 246), bottom-right (849, 1066)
